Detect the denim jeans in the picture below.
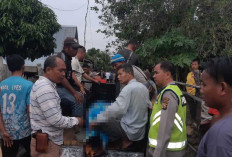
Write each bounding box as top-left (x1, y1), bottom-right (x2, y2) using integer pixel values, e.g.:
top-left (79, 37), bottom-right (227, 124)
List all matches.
top-left (57, 87), bottom-right (84, 117)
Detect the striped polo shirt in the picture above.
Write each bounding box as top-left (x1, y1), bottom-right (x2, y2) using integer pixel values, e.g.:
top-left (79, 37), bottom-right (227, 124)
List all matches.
top-left (30, 76), bottom-right (78, 145)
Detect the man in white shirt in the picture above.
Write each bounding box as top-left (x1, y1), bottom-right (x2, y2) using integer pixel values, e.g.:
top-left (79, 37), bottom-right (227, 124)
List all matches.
top-left (72, 46), bottom-right (99, 85)
top-left (105, 72), bottom-right (110, 82)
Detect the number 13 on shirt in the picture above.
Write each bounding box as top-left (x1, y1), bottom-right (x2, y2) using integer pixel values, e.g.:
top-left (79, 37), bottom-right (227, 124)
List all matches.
top-left (2, 93), bottom-right (16, 114)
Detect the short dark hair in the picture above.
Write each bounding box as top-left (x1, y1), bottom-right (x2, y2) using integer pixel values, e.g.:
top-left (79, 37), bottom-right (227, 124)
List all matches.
top-left (159, 61), bottom-right (175, 79)
top-left (191, 59), bottom-right (200, 64)
top-left (43, 56), bottom-right (58, 73)
top-left (205, 57), bottom-right (232, 86)
top-left (118, 63), bottom-right (134, 76)
top-left (6, 54), bottom-right (25, 72)
top-left (128, 39), bottom-right (138, 45)
top-left (82, 64), bottom-right (90, 68)
top-left (77, 45), bottom-right (86, 53)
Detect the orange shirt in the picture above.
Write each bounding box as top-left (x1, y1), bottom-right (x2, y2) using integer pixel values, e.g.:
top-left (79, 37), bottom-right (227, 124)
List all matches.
top-left (186, 72), bottom-right (196, 95)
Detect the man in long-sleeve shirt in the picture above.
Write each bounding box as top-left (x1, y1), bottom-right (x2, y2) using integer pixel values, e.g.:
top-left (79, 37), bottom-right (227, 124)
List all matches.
top-left (30, 56), bottom-right (83, 157)
top-left (91, 64), bottom-right (151, 147)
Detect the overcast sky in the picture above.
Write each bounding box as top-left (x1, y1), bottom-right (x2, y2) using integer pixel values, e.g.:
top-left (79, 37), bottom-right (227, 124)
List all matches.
top-left (40, 0), bottom-right (115, 51)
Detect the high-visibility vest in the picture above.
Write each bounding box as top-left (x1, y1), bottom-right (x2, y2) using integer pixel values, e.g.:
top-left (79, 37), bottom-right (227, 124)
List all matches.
top-left (148, 84), bottom-right (187, 151)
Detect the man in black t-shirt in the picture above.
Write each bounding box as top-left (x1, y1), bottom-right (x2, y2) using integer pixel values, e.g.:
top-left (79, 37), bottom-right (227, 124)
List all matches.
top-left (56, 37), bottom-right (84, 117)
top-left (117, 39), bottom-right (139, 66)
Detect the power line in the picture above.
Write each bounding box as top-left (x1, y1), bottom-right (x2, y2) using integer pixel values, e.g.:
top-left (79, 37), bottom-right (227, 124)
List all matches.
top-left (43, 2), bottom-right (87, 12)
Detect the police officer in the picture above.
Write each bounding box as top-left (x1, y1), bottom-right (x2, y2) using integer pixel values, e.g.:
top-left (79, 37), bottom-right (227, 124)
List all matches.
top-left (147, 61), bottom-right (187, 157)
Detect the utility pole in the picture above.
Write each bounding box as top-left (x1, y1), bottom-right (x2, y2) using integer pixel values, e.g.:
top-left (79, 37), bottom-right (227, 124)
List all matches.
top-left (84, 0), bottom-right (90, 47)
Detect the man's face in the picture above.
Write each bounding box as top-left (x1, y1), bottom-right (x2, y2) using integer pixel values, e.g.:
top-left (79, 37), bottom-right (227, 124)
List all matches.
top-left (200, 71), bottom-right (221, 108)
top-left (66, 47), bottom-right (77, 57)
top-left (153, 64), bottom-right (167, 88)
top-left (191, 61), bottom-right (199, 71)
top-left (117, 68), bottom-right (131, 84)
top-left (112, 62), bottom-right (124, 71)
top-left (83, 67), bottom-right (90, 74)
top-left (47, 58), bottom-right (66, 83)
top-left (132, 44), bottom-right (138, 51)
top-left (77, 50), bottom-right (86, 61)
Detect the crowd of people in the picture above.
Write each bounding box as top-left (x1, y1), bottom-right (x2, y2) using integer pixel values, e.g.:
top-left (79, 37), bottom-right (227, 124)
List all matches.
top-left (0, 37), bottom-right (231, 157)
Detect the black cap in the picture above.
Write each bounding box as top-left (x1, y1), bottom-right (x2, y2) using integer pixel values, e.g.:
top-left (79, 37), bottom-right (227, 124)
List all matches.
top-left (63, 37), bottom-right (79, 49)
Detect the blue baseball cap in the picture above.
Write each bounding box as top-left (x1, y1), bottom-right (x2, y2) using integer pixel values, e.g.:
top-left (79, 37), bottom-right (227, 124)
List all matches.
top-left (111, 54), bottom-right (125, 64)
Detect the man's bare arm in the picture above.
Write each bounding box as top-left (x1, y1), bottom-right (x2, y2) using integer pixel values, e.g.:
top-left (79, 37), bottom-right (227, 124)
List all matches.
top-left (0, 110), bottom-right (13, 147)
top-left (83, 73), bottom-right (100, 84)
top-left (72, 72), bottom-right (86, 94)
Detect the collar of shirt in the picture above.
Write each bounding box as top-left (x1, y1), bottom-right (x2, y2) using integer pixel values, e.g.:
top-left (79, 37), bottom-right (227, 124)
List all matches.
top-left (74, 56), bottom-right (79, 60)
top-left (128, 78), bottom-right (137, 84)
top-left (160, 81), bottom-right (176, 91)
top-left (39, 76), bottom-right (56, 89)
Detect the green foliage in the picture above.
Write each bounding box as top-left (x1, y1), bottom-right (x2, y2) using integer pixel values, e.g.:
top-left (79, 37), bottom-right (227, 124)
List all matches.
top-left (137, 30), bottom-right (197, 68)
top-left (190, 0), bottom-right (232, 59)
top-left (0, 0), bottom-right (60, 60)
top-left (85, 48), bottom-right (112, 71)
top-left (94, 0), bottom-right (232, 69)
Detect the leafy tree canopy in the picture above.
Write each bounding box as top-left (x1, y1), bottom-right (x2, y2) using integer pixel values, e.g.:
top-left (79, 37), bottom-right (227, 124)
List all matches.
top-left (0, 0), bottom-right (60, 60)
top-left (85, 48), bottom-right (112, 71)
top-left (94, 0), bottom-right (232, 68)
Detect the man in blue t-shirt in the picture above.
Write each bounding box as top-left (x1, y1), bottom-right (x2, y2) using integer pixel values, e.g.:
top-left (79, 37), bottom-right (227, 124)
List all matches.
top-left (0, 54), bottom-right (33, 157)
top-left (197, 57), bottom-right (232, 157)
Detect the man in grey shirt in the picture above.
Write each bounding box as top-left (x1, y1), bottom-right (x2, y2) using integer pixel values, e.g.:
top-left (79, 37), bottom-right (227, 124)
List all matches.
top-left (91, 64), bottom-right (151, 148)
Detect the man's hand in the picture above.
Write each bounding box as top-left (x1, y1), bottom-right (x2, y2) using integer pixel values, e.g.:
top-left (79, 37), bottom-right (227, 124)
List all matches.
top-left (74, 93), bottom-right (83, 103)
top-left (93, 79), bottom-right (101, 84)
top-left (80, 86), bottom-right (86, 95)
top-left (77, 117), bottom-right (84, 127)
top-left (2, 131), bottom-right (13, 147)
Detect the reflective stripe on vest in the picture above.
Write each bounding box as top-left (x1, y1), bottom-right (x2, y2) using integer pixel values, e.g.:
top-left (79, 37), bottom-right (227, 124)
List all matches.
top-left (151, 112), bottom-right (184, 132)
top-left (174, 113), bottom-right (183, 132)
top-left (148, 84), bottom-right (187, 151)
top-left (149, 138), bottom-right (186, 149)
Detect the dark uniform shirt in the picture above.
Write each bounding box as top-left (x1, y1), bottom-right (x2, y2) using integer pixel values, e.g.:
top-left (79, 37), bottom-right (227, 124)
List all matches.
top-left (57, 51), bottom-right (75, 86)
top-left (118, 48), bottom-right (139, 66)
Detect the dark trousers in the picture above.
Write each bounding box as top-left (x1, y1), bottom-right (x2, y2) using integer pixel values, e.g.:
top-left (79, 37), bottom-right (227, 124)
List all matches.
top-left (1, 135), bottom-right (31, 157)
top-left (98, 119), bottom-right (128, 141)
top-left (57, 87), bottom-right (84, 117)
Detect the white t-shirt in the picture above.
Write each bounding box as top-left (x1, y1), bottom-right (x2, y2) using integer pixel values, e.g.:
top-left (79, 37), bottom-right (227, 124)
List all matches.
top-left (71, 57), bottom-right (84, 82)
top-left (105, 72), bottom-right (110, 80)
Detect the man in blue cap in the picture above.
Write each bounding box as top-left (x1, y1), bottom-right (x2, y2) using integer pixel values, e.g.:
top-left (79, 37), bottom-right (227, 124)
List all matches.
top-left (111, 54), bottom-right (147, 97)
